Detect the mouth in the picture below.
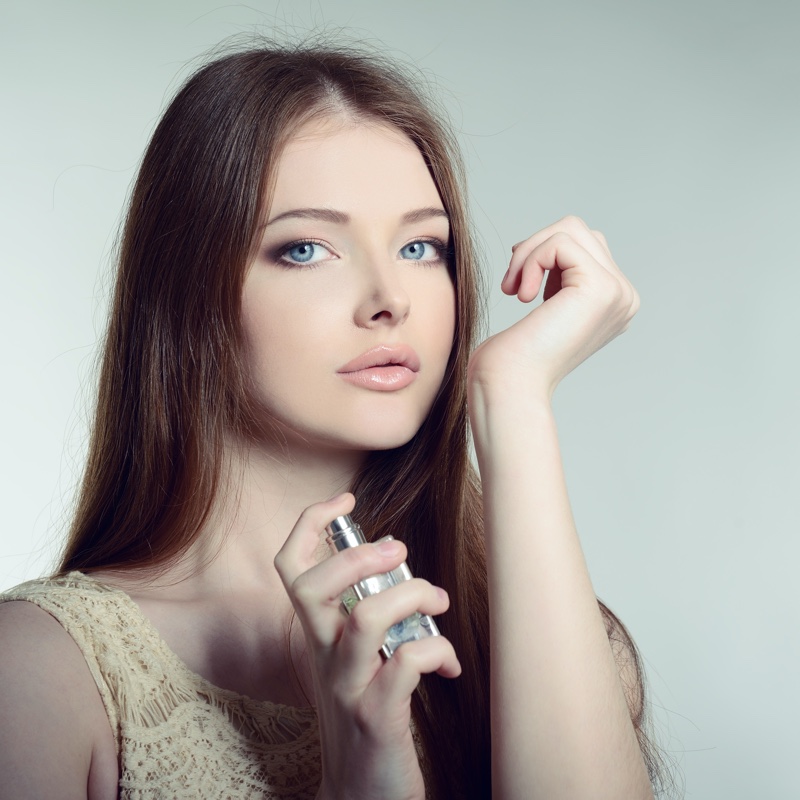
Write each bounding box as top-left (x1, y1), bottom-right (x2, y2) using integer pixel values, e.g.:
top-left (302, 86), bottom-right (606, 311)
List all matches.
top-left (337, 344), bottom-right (421, 374)
top-left (337, 345), bottom-right (420, 391)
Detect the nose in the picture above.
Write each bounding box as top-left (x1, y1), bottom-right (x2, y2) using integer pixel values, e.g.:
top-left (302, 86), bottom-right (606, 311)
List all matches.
top-left (353, 259), bottom-right (411, 328)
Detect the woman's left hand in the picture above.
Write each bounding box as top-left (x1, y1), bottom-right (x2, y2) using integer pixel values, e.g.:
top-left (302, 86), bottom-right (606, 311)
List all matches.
top-left (468, 215), bottom-right (640, 400)
top-left (467, 216), bottom-right (655, 798)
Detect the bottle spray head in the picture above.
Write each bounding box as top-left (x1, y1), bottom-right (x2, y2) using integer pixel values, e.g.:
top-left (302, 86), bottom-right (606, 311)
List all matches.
top-left (325, 514), bottom-right (367, 552)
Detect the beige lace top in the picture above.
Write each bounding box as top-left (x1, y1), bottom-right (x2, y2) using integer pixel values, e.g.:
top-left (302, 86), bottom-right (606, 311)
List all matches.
top-left (0, 571), bottom-right (322, 798)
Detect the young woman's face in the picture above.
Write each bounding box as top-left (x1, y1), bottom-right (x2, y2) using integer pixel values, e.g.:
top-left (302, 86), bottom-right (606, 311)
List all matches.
top-left (241, 115), bottom-right (456, 453)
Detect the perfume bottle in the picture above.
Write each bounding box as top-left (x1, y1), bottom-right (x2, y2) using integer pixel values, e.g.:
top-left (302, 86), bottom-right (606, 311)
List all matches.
top-left (325, 514), bottom-right (440, 658)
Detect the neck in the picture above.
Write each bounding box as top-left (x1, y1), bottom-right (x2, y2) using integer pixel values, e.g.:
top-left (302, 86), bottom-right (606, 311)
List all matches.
top-left (171, 433), bottom-right (368, 596)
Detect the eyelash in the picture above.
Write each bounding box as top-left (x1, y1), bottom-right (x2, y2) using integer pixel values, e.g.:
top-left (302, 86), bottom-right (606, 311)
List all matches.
top-left (273, 238), bottom-right (330, 269)
top-left (272, 237), bottom-right (451, 269)
top-left (402, 237), bottom-right (451, 266)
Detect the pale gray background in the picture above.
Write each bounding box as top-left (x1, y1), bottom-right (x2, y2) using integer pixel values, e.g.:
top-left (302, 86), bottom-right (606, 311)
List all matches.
top-left (1, 1), bottom-right (797, 797)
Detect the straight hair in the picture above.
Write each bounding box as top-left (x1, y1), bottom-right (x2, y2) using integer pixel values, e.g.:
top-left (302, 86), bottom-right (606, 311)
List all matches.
top-left (58, 40), bottom-right (668, 797)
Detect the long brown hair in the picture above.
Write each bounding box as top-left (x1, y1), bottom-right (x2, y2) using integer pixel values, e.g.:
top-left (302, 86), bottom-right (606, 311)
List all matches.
top-left (58, 40), bottom-right (667, 798)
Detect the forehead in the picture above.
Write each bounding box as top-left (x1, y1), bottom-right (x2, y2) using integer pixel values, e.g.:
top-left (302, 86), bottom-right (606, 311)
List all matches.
top-left (268, 116), bottom-right (445, 219)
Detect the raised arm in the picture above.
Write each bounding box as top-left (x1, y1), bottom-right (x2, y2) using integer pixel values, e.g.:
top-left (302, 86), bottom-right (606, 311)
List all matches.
top-left (467, 216), bottom-right (653, 799)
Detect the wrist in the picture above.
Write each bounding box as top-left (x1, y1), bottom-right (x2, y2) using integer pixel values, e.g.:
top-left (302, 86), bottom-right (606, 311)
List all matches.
top-left (468, 380), bottom-right (558, 469)
top-left (467, 370), bottom-right (555, 419)
top-left (467, 344), bottom-right (562, 408)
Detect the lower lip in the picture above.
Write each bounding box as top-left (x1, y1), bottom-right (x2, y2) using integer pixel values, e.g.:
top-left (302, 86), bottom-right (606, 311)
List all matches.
top-left (338, 366), bottom-right (417, 391)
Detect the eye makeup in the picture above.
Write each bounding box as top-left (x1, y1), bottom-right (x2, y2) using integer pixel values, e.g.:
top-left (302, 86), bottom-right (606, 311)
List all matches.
top-left (266, 236), bottom-right (450, 269)
top-left (274, 238), bottom-right (335, 268)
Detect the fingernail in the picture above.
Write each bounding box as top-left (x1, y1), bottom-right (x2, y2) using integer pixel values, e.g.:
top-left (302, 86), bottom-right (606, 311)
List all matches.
top-left (502, 267), bottom-right (510, 283)
top-left (436, 587), bottom-right (449, 602)
top-left (374, 540), bottom-right (402, 557)
top-left (325, 491), bottom-right (348, 503)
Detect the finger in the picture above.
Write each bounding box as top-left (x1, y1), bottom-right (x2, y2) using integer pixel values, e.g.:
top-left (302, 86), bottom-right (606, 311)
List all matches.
top-left (274, 493), bottom-right (358, 645)
top-left (362, 636), bottom-right (461, 716)
top-left (274, 492), bottom-right (356, 588)
top-left (591, 229), bottom-right (611, 256)
top-left (519, 216), bottom-right (613, 272)
top-left (335, 581), bottom-right (450, 691)
top-left (503, 216), bottom-right (617, 295)
top-left (522, 234), bottom-right (640, 321)
top-left (515, 232), bottom-right (615, 303)
top-left (289, 540), bottom-right (410, 645)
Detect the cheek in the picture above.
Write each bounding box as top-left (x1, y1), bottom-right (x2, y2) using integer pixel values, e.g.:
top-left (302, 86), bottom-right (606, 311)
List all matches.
top-left (420, 275), bottom-right (457, 355)
top-left (241, 281), bottom-right (329, 364)
top-left (240, 294), bottom-right (303, 386)
top-left (239, 284), bottom-right (345, 417)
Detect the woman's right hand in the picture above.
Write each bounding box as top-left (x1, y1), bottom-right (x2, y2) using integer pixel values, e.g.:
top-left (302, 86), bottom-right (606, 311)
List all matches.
top-left (274, 492), bottom-right (460, 800)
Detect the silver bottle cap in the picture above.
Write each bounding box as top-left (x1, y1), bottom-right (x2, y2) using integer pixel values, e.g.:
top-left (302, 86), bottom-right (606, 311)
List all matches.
top-left (325, 514), bottom-right (366, 551)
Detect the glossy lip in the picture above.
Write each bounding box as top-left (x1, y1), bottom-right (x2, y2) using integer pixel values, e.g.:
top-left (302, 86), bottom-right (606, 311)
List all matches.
top-left (338, 344), bottom-right (421, 374)
top-left (337, 344), bottom-right (420, 391)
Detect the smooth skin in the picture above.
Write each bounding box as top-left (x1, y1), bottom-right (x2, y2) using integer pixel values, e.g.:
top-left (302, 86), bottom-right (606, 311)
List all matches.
top-left (274, 493), bottom-right (459, 800)
top-left (274, 217), bottom-right (652, 799)
top-left (0, 114), bottom-right (651, 799)
top-left (471, 217), bottom-right (651, 798)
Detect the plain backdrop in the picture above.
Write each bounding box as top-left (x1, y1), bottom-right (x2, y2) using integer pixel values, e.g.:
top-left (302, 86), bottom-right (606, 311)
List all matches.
top-left (1, 1), bottom-right (798, 797)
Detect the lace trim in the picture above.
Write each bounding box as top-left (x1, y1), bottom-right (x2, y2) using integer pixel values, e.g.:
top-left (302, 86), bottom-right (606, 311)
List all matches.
top-left (0, 571), bottom-right (322, 798)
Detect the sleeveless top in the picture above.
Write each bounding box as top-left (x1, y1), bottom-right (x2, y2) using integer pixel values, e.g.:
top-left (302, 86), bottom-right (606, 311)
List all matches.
top-left (0, 571), bottom-right (322, 799)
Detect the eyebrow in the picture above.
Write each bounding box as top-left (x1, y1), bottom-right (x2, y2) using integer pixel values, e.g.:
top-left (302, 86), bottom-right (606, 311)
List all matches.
top-left (264, 206), bottom-right (449, 227)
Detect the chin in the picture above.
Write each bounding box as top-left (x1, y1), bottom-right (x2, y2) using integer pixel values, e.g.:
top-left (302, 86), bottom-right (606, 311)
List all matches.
top-left (353, 431), bottom-right (419, 452)
top-left (322, 419), bottom-right (424, 452)
top-left (350, 408), bottom-right (430, 451)
top-left (252, 410), bottom-right (426, 455)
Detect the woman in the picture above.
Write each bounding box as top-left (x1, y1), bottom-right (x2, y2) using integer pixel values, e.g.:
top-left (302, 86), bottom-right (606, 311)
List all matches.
top-left (0, 42), bottom-right (664, 798)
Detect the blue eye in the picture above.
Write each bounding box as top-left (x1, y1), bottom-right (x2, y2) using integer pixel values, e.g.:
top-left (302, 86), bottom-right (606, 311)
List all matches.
top-left (400, 240), bottom-right (443, 261)
top-left (278, 240), bottom-right (333, 266)
top-left (287, 242), bottom-right (319, 263)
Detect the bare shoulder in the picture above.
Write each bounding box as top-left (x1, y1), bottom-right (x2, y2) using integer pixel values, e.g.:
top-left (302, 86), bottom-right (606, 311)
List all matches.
top-left (0, 600), bottom-right (118, 800)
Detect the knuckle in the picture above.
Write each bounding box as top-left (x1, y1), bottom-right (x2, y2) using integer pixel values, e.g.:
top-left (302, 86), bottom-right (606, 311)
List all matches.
top-left (294, 504), bottom-right (317, 525)
top-left (341, 543), bottom-right (378, 573)
top-left (405, 577), bottom-right (430, 596)
top-left (599, 290), bottom-right (623, 316)
top-left (388, 640), bottom-right (418, 671)
top-left (391, 636), bottom-right (450, 672)
top-left (551, 230), bottom-right (574, 247)
top-left (290, 575), bottom-right (316, 607)
top-left (297, 503), bottom-right (326, 529)
top-left (560, 214), bottom-right (588, 232)
top-left (347, 598), bottom-right (380, 636)
top-left (599, 273), bottom-right (624, 302)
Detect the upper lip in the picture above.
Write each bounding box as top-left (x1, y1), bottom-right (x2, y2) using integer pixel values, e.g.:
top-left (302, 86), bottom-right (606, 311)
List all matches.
top-left (337, 344), bottom-right (421, 373)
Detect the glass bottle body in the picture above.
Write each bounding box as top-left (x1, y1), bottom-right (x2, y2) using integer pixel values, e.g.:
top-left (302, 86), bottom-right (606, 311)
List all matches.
top-left (326, 517), bottom-right (440, 658)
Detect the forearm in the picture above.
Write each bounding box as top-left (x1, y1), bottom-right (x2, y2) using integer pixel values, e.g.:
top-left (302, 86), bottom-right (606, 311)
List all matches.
top-left (469, 382), bottom-right (653, 799)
